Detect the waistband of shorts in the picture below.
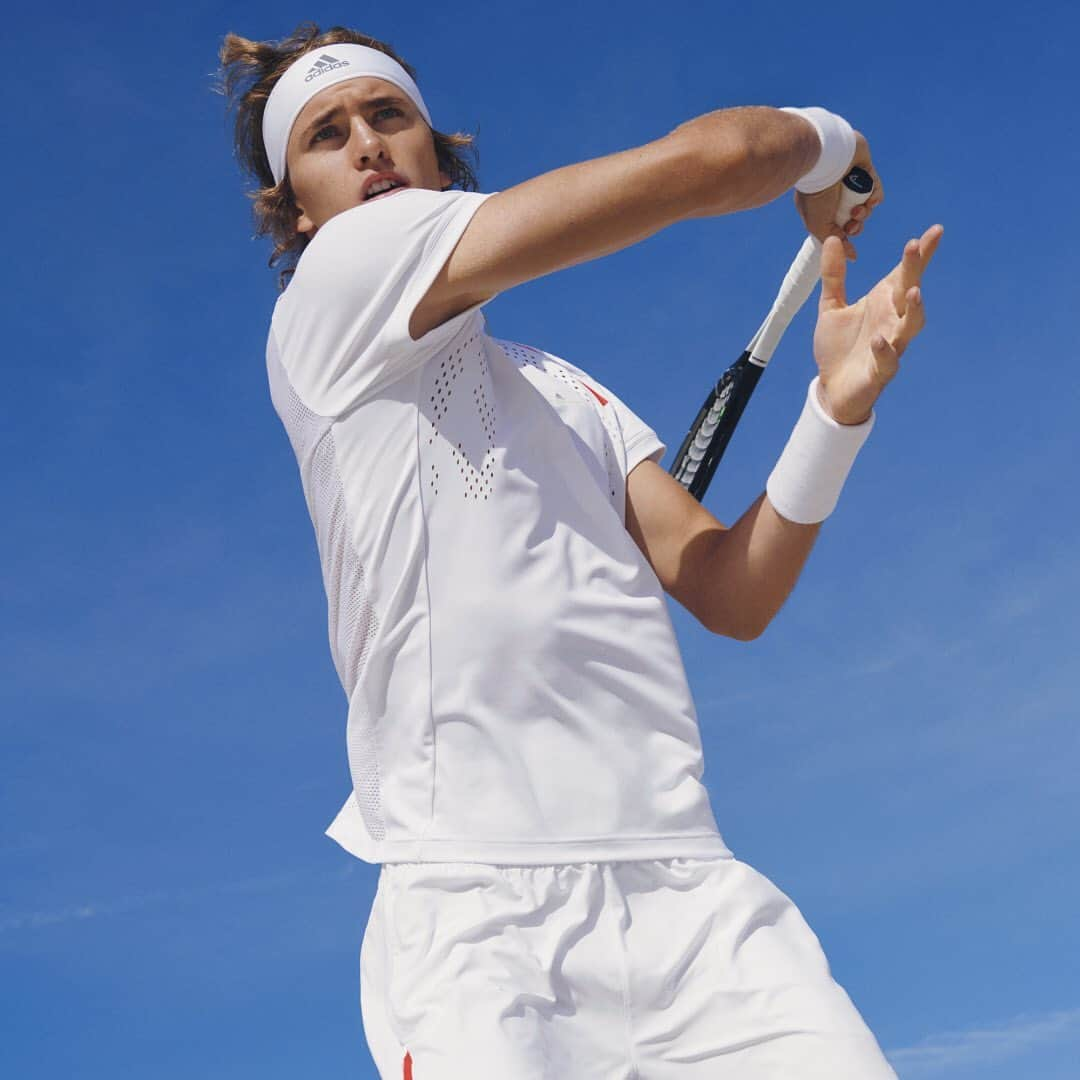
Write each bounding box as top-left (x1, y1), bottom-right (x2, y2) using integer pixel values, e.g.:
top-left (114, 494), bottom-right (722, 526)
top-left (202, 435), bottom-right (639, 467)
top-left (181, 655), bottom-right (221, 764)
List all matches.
top-left (374, 831), bottom-right (733, 867)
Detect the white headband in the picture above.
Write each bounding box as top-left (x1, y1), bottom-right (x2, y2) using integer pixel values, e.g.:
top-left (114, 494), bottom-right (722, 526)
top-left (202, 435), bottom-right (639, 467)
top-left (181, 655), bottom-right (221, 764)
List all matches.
top-left (262, 44), bottom-right (433, 185)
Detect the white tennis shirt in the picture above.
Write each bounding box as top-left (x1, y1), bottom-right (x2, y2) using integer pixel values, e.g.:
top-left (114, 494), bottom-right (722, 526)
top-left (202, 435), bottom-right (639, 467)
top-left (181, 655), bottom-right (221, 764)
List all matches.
top-left (267, 188), bottom-right (731, 864)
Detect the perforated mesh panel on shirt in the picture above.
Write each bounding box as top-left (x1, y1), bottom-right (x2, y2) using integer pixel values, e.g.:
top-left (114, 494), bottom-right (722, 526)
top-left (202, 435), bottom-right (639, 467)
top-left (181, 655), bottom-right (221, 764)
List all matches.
top-left (267, 341), bottom-right (385, 843)
top-left (495, 339), bottom-right (623, 503)
top-left (425, 330), bottom-right (495, 500)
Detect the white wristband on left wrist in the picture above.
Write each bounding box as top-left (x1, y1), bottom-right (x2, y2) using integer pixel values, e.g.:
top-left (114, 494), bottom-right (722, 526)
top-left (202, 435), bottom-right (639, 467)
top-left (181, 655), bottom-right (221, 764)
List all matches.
top-left (766, 377), bottom-right (874, 525)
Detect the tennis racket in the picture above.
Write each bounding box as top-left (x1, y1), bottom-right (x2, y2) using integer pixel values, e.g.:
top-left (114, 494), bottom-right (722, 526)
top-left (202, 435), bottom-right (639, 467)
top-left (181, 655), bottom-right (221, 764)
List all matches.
top-left (669, 166), bottom-right (874, 500)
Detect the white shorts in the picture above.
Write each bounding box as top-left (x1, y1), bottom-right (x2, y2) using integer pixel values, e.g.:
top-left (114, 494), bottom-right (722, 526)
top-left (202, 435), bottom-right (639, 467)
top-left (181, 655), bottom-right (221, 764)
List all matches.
top-left (360, 857), bottom-right (897, 1079)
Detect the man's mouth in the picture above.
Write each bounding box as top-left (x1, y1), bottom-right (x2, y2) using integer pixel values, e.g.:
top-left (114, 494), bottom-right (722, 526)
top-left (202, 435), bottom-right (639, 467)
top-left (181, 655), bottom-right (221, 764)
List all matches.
top-left (363, 179), bottom-right (408, 202)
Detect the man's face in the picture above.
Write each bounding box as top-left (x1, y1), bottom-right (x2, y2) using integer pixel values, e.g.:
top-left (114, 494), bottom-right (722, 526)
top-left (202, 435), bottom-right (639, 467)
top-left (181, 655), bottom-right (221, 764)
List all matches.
top-left (285, 76), bottom-right (449, 239)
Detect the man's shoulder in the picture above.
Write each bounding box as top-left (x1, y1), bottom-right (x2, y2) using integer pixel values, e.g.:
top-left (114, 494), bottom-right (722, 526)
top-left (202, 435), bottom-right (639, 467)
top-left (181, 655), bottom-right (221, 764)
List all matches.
top-left (275, 189), bottom-right (492, 315)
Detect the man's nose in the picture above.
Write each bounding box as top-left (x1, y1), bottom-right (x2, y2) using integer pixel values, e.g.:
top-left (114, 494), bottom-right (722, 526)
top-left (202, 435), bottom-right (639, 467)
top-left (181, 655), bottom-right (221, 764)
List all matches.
top-left (351, 120), bottom-right (389, 166)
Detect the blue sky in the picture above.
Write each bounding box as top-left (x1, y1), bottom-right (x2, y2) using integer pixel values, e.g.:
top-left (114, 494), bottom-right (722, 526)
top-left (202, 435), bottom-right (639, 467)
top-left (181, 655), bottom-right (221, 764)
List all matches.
top-left (3, 1), bottom-right (1078, 1076)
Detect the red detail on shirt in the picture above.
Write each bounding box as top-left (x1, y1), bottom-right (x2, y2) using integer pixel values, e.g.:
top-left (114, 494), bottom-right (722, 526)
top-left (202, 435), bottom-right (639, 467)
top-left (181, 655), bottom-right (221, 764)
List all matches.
top-left (403, 1051), bottom-right (413, 1079)
top-left (580, 380), bottom-right (608, 406)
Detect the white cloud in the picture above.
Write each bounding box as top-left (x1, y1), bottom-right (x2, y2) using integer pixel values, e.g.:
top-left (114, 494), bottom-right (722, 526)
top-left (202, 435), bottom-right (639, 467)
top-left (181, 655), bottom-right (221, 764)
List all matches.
top-left (0, 860), bottom-right (358, 936)
top-left (0, 903), bottom-right (102, 933)
top-left (887, 1007), bottom-right (1080, 1077)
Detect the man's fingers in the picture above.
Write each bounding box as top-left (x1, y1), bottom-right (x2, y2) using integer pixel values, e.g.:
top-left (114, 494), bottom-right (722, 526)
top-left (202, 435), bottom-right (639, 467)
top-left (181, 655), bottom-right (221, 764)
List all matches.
top-left (856, 165), bottom-right (883, 221)
top-left (824, 227), bottom-right (857, 261)
top-left (830, 227), bottom-right (857, 261)
top-left (892, 225), bottom-right (944, 316)
top-left (891, 285), bottom-right (926, 355)
top-left (918, 223), bottom-right (944, 266)
top-left (870, 332), bottom-right (900, 381)
top-left (819, 235), bottom-right (848, 311)
top-left (892, 240), bottom-right (921, 315)
top-left (867, 169), bottom-right (884, 210)
top-left (908, 225), bottom-right (944, 279)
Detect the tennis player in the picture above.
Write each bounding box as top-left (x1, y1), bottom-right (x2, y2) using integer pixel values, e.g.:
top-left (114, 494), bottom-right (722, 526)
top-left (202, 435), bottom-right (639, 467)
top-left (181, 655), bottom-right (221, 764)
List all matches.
top-left (219, 22), bottom-right (941, 1079)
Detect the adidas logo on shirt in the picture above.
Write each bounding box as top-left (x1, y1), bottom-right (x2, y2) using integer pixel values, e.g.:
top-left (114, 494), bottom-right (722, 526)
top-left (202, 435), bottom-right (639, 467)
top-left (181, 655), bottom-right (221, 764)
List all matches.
top-left (304, 54), bottom-right (351, 82)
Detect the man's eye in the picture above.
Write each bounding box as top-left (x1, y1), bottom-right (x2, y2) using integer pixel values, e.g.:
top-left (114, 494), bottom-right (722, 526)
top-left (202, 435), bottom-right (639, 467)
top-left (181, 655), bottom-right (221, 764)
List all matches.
top-left (374, 107), bottom-right (404, 121)
top-left (312, 124), bottom-right (340, 144)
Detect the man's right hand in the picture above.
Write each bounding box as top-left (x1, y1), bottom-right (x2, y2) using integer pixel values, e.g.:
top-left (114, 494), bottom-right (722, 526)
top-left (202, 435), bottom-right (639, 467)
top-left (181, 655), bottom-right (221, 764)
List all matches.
top-left (794, 131), bottom-right (885, 261)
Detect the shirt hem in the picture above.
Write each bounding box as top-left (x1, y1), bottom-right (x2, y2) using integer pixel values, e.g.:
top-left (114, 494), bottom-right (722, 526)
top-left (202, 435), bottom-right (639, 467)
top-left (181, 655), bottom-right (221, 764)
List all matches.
top-left (328, 827), bottom-right (733, 866)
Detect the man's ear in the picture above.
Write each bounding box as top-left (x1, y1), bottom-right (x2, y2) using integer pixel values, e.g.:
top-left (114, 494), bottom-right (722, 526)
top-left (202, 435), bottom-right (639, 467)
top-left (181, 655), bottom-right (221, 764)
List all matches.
top-left (295, 201), bottom-right (316, 239)
top-left (281, 162), bottom-right (314, 236)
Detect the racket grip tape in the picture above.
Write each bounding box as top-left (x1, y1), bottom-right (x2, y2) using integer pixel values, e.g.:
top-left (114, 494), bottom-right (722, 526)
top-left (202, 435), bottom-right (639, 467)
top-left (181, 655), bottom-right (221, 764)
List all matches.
top-left (834, 166), bottom-right (874, 226)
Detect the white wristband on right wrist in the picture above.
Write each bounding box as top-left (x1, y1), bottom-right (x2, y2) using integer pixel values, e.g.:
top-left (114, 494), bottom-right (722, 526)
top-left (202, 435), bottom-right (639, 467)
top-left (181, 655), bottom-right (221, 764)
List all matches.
top-left (780, 106), bottom-right (856, 194)
top-left (766, 377), bottom-right (874, 525)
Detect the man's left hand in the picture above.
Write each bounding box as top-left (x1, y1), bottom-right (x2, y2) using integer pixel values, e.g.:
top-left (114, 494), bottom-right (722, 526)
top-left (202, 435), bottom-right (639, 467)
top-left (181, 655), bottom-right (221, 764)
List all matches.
top-left (813, 224), bottom-right (945, 424)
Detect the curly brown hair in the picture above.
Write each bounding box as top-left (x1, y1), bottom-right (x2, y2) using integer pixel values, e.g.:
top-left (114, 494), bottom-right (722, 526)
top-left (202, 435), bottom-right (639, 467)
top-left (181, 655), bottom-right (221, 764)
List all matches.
top-left (216, 23), bottom-right (479, 290)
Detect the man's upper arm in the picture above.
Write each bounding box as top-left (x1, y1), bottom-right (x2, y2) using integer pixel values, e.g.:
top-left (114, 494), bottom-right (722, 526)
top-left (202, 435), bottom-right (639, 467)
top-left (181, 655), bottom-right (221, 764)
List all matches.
top-left (625, 458), bottom-right (729, 633)
top-left (410, 131), bottom-right (718, 340)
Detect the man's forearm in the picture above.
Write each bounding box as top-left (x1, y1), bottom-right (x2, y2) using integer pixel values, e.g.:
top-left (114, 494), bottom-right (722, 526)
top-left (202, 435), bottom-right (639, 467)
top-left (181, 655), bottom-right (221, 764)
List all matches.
top-left (703, 492), bottom-right (821, 641)
top-left (670, 106), bottom-right (821, 219)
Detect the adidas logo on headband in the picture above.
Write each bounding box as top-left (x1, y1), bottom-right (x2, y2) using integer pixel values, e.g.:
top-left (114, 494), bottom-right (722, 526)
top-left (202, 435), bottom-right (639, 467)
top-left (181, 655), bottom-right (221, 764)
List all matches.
top-left (304, 54), bottom-right (351, 83)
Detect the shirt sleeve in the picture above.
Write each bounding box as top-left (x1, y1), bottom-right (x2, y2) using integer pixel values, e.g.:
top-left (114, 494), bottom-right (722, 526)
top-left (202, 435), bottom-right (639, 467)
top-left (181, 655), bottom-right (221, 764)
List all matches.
top-left (270, 188), bottom-right (496, 417)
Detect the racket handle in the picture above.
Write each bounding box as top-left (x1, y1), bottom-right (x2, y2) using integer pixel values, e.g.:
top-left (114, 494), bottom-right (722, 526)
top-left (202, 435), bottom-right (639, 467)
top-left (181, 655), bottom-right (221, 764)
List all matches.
top-left (834, 165), bottom-right (874, 226)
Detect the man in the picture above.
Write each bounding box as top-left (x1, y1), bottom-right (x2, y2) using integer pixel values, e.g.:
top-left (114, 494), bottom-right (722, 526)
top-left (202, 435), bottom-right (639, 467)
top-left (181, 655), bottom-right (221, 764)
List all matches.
top-left (219, 23), bottom-right (941, 1079)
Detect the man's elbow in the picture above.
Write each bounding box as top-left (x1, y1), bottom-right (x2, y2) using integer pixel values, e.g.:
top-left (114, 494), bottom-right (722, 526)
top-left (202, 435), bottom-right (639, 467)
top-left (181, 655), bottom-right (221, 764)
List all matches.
top-left (702, 607), bottom-right (773, 642)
